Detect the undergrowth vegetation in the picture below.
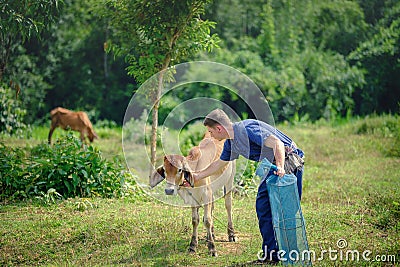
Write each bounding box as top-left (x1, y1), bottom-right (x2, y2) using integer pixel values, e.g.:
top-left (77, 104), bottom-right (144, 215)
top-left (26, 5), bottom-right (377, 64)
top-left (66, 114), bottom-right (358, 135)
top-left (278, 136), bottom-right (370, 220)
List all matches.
top-left (0, 86), bottom-right (30, 137)
top-left (355, 115), bottom-right (400, 157)
top-left (0, 132), bottom-right (142, 203)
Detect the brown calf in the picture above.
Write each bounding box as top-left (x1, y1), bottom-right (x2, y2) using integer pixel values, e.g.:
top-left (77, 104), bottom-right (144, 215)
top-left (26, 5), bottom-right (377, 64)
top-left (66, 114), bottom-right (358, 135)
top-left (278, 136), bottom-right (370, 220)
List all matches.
top-left (150, 133), bottom-right (236, 256)
top-left (48, 107), bottom-right (98, 144)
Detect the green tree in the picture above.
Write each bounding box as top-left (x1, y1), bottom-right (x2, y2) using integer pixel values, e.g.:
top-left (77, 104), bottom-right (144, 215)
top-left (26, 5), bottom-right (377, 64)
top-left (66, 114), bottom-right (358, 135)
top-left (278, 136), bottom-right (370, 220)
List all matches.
top-left (0, 0), bottom-right (61, 82)
top-left (205, 0), bottom-right (264, 47)
top-left (21, 0), bottom-right (133, 124)
top-left (307, 0), bottom-right (367, 56)
top-left (349, 0), bottom-right (400, 114)
top-left (257, 0), bottom-right (278, 64)
top-left (209, 0), bottom-right (366, 121)
top-left (298, 48), bottom-right (364, 120)
top-left (101, 0), bottom-right (219, 169)
top-left (6, 46), bottom-right (52, 124)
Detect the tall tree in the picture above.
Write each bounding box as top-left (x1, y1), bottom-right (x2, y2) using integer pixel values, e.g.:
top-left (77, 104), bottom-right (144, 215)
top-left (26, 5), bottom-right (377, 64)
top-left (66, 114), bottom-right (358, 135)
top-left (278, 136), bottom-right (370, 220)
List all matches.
top-left (101, 0), bottom-right (219, 171)
top-left (0, 0), bottom-right (61, 82)
top-left (349, 0), bottom-right (400, 114)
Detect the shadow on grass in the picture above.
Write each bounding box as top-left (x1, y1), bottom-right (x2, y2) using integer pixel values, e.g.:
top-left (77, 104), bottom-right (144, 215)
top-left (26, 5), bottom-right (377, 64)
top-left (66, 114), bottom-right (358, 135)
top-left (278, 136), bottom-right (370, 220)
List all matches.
top-left (113, 238), bottom-right (193, 266)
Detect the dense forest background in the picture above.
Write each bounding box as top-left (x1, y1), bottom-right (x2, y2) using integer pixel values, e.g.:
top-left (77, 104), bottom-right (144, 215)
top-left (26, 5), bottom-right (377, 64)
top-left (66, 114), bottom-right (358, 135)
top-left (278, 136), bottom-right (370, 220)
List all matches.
top-left (1, 0), bottom-right (399, 129)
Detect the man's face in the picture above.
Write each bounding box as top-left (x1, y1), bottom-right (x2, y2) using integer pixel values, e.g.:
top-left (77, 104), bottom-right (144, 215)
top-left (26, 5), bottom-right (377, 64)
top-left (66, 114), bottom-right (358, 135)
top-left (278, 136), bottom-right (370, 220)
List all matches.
top-left (206, 125), bottom-right (226, 141)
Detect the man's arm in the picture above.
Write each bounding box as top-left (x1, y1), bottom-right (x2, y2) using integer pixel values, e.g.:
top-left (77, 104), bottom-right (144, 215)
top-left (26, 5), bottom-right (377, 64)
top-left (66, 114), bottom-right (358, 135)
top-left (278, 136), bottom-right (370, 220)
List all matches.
top-left (264, 135), bottom-right (285, 177)
top-left (193, 159), bottom-right (229, 181)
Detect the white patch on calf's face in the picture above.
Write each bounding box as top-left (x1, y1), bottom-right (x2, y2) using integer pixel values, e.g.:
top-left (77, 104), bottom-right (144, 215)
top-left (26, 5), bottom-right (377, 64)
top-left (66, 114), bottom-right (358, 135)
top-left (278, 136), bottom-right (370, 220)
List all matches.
top-left (165, 180), bottom-right (178, 195)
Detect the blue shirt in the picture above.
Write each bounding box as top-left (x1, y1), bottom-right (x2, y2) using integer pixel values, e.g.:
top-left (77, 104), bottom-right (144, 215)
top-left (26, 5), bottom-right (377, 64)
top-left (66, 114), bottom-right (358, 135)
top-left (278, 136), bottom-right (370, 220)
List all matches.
top-left (220, 119), bottom-right (304, 162)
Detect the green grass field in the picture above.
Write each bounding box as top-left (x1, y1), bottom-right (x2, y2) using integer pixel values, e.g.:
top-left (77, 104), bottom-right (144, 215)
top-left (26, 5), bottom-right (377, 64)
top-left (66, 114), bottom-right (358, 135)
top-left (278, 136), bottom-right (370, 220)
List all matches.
top-left (1, 115), bottom-right (399, 266)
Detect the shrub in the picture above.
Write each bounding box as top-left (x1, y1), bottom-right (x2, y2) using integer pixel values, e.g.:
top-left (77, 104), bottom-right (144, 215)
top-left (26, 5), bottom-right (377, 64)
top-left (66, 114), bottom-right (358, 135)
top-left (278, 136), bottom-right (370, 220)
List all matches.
top-left (355, 114), bottom-right (399, 137)
top-left (355, 114), bottom-right (400, 157)
top-left (0, 143), bottom-right (27, 199)
top-left (95, 119), bottom-right (118, 129)
top-left (28, 132), bottom-right (138, 198)
top-left (0, 132), bottom-right (143, 201)
top-left (123, 111), bottom-right (161, 146)
top-left (235, 159), bottom-right (259, 196)
top-left (0, 85), bottom-right (29, 137)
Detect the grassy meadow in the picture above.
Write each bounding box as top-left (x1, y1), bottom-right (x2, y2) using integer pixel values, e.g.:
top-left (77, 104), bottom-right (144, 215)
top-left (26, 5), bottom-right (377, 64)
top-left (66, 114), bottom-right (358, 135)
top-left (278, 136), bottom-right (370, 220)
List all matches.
top-left (1, 115), bottom-right (399, 266)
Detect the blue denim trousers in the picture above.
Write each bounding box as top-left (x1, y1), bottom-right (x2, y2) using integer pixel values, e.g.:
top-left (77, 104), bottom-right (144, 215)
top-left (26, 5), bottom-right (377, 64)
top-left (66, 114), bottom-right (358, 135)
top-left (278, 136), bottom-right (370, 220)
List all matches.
top-left (255, 167), bottom-right (303, 260)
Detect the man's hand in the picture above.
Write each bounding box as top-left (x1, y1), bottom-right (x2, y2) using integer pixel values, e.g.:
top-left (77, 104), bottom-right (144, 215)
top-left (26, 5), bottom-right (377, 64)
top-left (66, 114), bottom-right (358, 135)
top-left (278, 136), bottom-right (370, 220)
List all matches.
top-left (264, 135), bottom-right (286, 178)
top-left (192, 172), bottom-right (200, 182)
top-left (274, 166), bottom-right (285, 177)
top-left (192, 159), bottom-right (228, 183)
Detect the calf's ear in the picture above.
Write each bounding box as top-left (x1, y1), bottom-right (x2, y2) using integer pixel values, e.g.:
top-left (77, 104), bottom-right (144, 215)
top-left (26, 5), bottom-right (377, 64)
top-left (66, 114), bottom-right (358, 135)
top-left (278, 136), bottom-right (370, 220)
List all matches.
top-left (149, 166), bottom-right (165, 188)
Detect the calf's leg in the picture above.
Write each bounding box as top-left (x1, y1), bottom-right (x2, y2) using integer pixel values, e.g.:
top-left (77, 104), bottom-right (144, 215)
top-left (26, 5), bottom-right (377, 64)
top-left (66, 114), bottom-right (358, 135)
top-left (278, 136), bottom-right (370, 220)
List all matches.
top-left (80, 131), bottom-right (86, 144)
top-left (224, 163), bottom-right (236, 242)
top-left (189, 207), bottom-right (199, 253)
top-left (210, 199), bottom-right (215, 240)
top-left (224, 189), bottom-right (236, 242)
top-left (203, 202), bottom-right (217, 256)
top-left (204, 187), bottom-right (217, 256)
top-left (48, 125), bottom-right (57, 144)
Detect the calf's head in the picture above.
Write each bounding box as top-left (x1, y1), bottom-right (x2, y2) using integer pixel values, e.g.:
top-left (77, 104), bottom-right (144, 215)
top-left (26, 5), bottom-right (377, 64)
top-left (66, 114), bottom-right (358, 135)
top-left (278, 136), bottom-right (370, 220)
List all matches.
top-left (150, 155), bottom-right (194, 195)
top-left (88, 130), bottom-right (98, 142)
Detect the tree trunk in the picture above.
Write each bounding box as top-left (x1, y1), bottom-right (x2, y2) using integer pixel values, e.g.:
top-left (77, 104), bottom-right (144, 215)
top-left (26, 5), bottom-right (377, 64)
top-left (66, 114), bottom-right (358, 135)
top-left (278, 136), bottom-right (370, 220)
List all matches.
top-left (0, 65), bottom-right (4, 82)
top-left (149, 58), bottom-right (170, 176)
top-left (0, 35), bottom-right (13, 83)
top-left (149, 71), bottom-right (163, 175)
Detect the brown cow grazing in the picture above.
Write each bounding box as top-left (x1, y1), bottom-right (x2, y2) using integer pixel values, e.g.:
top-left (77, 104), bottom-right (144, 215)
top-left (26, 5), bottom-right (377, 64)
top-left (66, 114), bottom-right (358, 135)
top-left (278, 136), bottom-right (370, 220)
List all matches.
top-left (150, 132), bottom-right (236, 257)
top-left (48, 107), bottom-right (98, 145)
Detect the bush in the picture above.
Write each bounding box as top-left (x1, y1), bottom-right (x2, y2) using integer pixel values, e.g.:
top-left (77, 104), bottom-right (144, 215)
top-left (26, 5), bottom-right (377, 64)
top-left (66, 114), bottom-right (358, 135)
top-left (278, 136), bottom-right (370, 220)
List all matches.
top-left (355, 114), bottom-right (400, 157)
top-left (234, 159), bottom-right (259, 196)
top-left (0, 85), bottom-right (29, 137)
top-left (0, 143), bottom-right (27, 199)
top-left (0, 133), bottom-right (143, 201)
top-left (355, 115), bottom-right (399, 137)
top-left (95, 119), bottom-right (118, 129)
top-left (123, 111), bottom-right (160, 146)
